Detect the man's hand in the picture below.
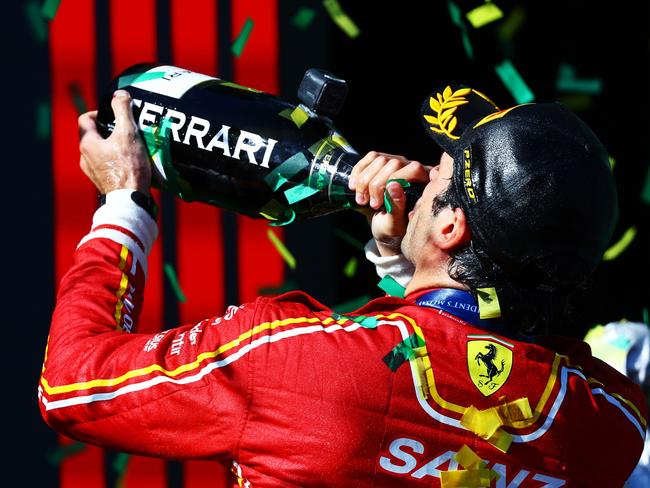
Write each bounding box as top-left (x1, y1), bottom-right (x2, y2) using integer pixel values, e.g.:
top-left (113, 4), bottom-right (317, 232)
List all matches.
top-left (78, 90), bottom-right (152, 195)
top-left (349, 151), bottom-right (430, 256)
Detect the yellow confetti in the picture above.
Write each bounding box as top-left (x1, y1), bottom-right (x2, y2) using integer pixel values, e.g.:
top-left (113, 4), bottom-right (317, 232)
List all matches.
top-left (603, 226), bottom-right (637, 261)
top-left (266, 229), bottom-right (296, 269)
top-left (476, 287), bottom-right (501, 319)
top-left (466, 2), bottom-right (504, 29)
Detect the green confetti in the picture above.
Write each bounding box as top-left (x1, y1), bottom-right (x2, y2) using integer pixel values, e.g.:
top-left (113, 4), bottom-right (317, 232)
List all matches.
top-left (556, 63), bottom-right (603, 95)
top-left (332, 294), bottom-right (372, 313)
top-left (383, 333), bottom-right (425, 372)
top-left (69, 84), bottom-right (88, 114)
top-left (36, 101), bottom-right (51, 140)
top-left (323, 0), bottom-right (360, 38)
top-left (377, 275), bottom-right (406, 298)
top-left (284, 183), bottom-right (320, 205)
top-left (232, 17), bottom-right (254, 57)
top-left (603, 226), bottom-right (637, 261)
top-left (608, 156), bottom-right (616, 170)
top-left (118, 71), bottom-right (168, 89)
top-left (269, 208), bottom-right (297, 227)
top-left (466, 2), bottom-right (504, 28)
top-left (643, 307), bottom-right (649, 326)
top-left (26, 1), bottom-right (48, 42)
top-left (163, 263), bottom-right (187, 302)
top-left (343, 257), bottom-right (358, 278)
top-left (494, 59), bottom-right (535, 104)
top-left (47, 442), bottom-right (86, 465)
top-left (41, 0), bottom-right (62, 20)
top-left (279, 106), bottom-right (310, 128)
top-left (641, 166), bottom-right (650, 205)
top-left (264, 153), bottom-right (310, 191)
top-left (113, 453), bottom-right (130, 488)
top-left (334, 229), bottom-right (365, 251)
top-left (355, 315), bottom-right (378, 328)
top-left (267, 229), bottom-right (297, 269)
top-left (383, 178), bottom-right (411, 213)
top-left (292, 7), bottom-right (317, 29)
top-left (448, 1), bottom-right (474, 61)
top-left (497, 5), bottom-right (526, 40)
top-left (558, 93), bottom-right (593, 112)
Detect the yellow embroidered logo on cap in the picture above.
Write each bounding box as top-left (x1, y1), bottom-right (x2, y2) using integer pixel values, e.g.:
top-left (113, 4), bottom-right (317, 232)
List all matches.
top-left (472, 103), bottom-right (532, 129)
top-left (467, 335), bottom-right (513, 396)
top-left (423, 86), bottom-right (471, 140)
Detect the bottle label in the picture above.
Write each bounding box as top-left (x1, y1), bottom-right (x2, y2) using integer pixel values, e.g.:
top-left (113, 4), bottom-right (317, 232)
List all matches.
top-left (129, 65), bottom-right (218, 99)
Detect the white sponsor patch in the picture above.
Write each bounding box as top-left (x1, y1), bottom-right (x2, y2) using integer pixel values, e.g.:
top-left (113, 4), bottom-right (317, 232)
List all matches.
top-left (129, 65), bottom-right (217, 99)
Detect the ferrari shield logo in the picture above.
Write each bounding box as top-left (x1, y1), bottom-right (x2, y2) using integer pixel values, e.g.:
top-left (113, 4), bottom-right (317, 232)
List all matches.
top-left (467, 335), bottom-right (514, 396)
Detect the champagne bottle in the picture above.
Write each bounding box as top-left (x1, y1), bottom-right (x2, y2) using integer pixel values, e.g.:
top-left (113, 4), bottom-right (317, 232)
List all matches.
top-left (96, 64), bottom-right (423, 225)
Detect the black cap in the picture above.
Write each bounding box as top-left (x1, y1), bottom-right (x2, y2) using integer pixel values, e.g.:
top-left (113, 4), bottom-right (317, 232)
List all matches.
top-left (420, 85), bottom-right (618, 291)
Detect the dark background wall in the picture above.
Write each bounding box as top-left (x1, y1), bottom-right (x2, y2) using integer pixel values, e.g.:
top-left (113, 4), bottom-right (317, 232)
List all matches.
top-left (4, 0), bottom-right (649, 486)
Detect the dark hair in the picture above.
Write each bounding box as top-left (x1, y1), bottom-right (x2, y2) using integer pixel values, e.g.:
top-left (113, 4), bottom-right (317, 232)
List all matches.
top-left (432, 186), bottom-right (588, 337)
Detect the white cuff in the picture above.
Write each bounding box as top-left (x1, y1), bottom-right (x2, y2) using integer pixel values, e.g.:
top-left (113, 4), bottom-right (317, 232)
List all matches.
top-left (364, 239), bottom-right (414, 288)
top-left (77, 190), bottom-right (158, 276)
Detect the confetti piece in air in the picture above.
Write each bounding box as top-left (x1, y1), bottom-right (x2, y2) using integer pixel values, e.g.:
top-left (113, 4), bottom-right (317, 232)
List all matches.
top-left (558, 93), bottom-right (592, 112)
top-left (232, 17), bottom-right (254, 57)
top-left (113, 452), bottom-right (130, 473)
top-left (113, 453), bottom-right (130, 488)
top-left (334, 229), bottom-right (365, 251)
top-left (284, 183), bottom-right (320, 205)
top-left (69, 84), bottom-right (88, 114)
top-left (641, 166), bottom-right (650, 205)
top-left (608, 156), bottom-right (616, 170)
top-left (497, 5), bottom-right (525, 40)
top-left (269, 208), bottom-right (297, 227)
top-left (292, 7), bottom-right (317, 29)
top-left (556, 63), bottom-right (603, 95)
top-left (476, 287), bottom-right (501, 319)
top-left (163, 263), bottom-right (187, 302)
top-left (333, 294), bottom-right (372, 313)
top-left (447, 1), bottom-right (474, 61)
top-left (643, 308), bottom-right (649, 326)
top-left (26, 1), bottom-right (48, 42)
top-left (36, 101), bottom-right (51, 140)
top-left (466, 2), bottom-right (504, 28)
top-left (603, 226), bottom-right (637, 261)
top-left (41, 0), bottom-right (62, 20)
top-left (343, 257), bottom-right (358, 278)
top-left (118, 71), bottom-right (168, 89)
top-left (494, 59), bottom-right (535, 104)
top-left (377, 275), bottom-right (406, 298)
top-left (383, 333), bottom-right (425, 372)
top-left (323, 0), bottom-right (360, 38)
top-left (47, 442), bottom-right (86, 465)
top-left (267, 229), bottom-right (297, 269)
top-left (280, 106), bottom-right (310, 128)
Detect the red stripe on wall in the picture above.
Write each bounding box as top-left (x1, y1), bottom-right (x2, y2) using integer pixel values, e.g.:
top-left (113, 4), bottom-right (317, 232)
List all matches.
top-left (232, 0), bottom-right (284, 303)
top-left (171, 0), bottom-right (226, 325)
top-left (109, 2), bottom-right (167, 487)
top-left (171, 2), bottom-right (229, 486)
top-left (50, 0), bottom-right (104, 486)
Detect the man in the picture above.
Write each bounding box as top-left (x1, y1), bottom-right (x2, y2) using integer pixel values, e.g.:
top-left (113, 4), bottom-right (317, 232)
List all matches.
top-left (40, 85), bottom-right (646, 487)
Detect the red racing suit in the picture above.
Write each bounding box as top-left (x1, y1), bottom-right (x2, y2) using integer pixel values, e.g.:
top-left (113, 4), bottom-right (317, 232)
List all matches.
top-left (39, 190), bottom-right (647, 487)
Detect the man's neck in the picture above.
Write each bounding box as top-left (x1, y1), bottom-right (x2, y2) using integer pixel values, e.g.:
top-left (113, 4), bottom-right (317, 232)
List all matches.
top-left (404, 268), bottom-right (468, 297)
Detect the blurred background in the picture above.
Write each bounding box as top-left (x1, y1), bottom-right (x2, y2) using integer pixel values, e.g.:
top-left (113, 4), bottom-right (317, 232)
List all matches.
top-left (5, 0), bottom-right (649, 486)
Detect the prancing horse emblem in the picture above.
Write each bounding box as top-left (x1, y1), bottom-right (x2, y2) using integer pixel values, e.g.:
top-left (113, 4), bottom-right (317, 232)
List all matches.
top-left (467, 336), bottom-right (514, 396)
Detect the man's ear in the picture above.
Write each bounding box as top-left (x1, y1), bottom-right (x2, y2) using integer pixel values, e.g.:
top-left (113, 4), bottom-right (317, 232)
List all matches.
top-left (431, 207), bottom-right (471, 251)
